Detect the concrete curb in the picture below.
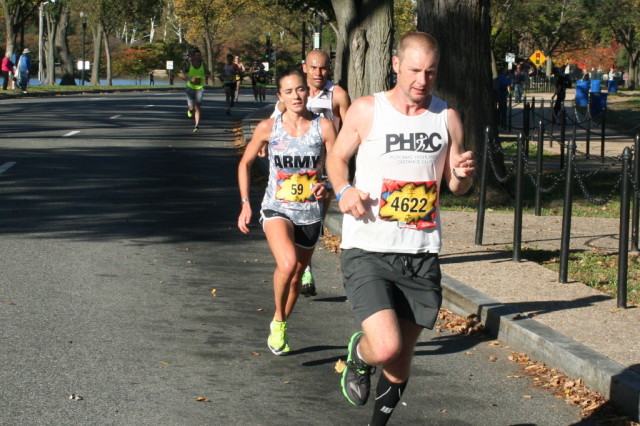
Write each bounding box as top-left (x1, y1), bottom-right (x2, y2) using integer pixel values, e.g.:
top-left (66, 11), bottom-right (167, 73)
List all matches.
top-left (243, 113), bottom-right (640, 422)
top-left (441, 273), bottom-right (640, 421)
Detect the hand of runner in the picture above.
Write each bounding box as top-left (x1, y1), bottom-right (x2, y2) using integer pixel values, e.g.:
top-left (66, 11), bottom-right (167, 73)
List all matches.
top-left (311, 182), bottom-right (328, 200)
top-left (338, 186), bottom-right (370, 219)
top-left (238, 204), bottom-right (252, 234)
top-left (452, 151), bottom-right (476, 179)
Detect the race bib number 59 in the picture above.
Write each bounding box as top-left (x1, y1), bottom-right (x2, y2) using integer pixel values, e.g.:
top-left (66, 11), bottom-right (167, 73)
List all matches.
top-left (378, 178), bottom-right (438, 229)
top-left (275, 170), bottom-right (319, 203)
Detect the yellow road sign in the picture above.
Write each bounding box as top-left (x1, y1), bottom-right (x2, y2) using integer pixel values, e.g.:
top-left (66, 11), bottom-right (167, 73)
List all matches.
top-left (529, 50), bottom-right (546, 67)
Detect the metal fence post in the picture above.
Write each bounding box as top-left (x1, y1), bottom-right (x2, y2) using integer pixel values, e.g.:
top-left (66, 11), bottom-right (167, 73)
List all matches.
top-left (632, 134), bottom-right (640, 251)
top-left (617, 147), bottom-right (632, 308)
top-left (523, 102), bottom-right (530, 141)
top-left (513, 133), bottom-right (524, 262)
top-left (508, 92), bottom-right (513, 132)
top-left (535, 120), bottom-right (545, 216)
top-left (586, 97), bottom-right (592, 154)
top-left (600, 107), bottom-right (607, 162)
top-left (475, 126), bottom-right (491, 245)
top-left (559, 139), bottom-right (576, 283)
top-left (559, 107), bottom-right (567, 170)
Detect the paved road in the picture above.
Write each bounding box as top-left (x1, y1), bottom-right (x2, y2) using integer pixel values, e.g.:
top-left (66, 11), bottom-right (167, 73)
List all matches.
top-left (0, 91), bottom-right (587, 424)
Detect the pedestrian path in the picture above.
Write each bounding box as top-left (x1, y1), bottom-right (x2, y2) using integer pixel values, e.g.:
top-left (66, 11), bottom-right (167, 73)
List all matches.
top-left (242, 100), bottom-right (640, 423)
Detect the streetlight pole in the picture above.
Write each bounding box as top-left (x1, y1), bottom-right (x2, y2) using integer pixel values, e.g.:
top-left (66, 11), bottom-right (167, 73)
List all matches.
top-left (38, 2), bottom-right (45, 84)
top-left (80, 11), bottom-right (86, 85)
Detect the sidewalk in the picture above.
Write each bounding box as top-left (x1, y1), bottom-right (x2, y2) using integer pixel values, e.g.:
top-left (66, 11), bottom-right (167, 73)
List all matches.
top-left (242, 100), bottom-right (640, 422)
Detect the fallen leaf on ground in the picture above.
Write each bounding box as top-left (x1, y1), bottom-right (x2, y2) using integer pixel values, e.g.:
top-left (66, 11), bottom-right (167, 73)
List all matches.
top-left (196, 397), bottom-right (210, 402)
top-left (335, 359), bottom-right (346, 374)
top-left (211, 289), bottom-right (217, 297)
top-left (251, 352), bottom-right (261, 356)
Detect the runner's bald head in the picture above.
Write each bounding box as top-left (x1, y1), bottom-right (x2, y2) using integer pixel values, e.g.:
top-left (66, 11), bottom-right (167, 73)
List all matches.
top-left (396, 32), bottom-right (440, 63)
top-left (306, 49), bottom-right (329, 64)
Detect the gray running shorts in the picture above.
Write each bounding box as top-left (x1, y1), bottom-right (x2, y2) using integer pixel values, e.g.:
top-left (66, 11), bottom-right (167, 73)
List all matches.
top-left (186, 87), bottom-right (204, 106)
top-left (341, 248), bottom-right (442, 329)
top-left (260, 209), bottom-right (323, 249)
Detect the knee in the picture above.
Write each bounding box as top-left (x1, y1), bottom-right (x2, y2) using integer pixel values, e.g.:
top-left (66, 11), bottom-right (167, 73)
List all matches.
top-left (275, 256), bottom-right (297, 279)
top-left (367, 337), bottom-right (402, 366)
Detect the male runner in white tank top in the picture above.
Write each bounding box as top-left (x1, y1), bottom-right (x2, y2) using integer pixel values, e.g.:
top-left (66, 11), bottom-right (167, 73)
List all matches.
top-left (327, 32), bottom-right (475, 425)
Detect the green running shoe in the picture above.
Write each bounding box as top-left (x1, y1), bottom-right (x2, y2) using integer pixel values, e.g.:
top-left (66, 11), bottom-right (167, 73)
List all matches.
top-left (187, 109), bottom-right (193, 118)
top-left (301, 269), bottom-right (317, 297)
top-left (268, 319), bottom-right (290, 356)
top-left (341, 331), bottom-right (373, 406)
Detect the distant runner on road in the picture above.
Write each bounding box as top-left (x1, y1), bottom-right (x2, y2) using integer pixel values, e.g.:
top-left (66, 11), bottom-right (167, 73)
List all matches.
top-left (179, 49), bottom-right (211, 133)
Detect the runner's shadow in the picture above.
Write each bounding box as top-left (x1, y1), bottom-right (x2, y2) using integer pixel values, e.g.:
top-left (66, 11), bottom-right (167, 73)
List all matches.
top-left (312, 296), bottom-right (347, 303)
top-left (414, 332), bottom-right (489, 357)
top-left (295, 345), bottom-right (346, 366)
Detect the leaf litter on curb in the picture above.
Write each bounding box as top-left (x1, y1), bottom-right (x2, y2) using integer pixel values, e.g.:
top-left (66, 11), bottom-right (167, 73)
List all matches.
top-left (440, 309), bottom-right (639, 425)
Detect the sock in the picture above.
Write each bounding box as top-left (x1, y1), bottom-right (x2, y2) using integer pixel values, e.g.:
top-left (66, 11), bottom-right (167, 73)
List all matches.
top-left (370, 373), bottom-right (408, 426)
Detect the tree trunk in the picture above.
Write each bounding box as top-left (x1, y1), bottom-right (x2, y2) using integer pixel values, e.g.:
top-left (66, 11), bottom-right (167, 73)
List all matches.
top-left (332, 0), bottom-right (393, 99)
top-left (55, 5), bottom-right (76, 86)
top-left (3, 2), bottom-right (16, 56)
top-left (45, 12), bottom-right (57, 85)
top-left (418, 0), bottom-right (509, 203)
top-left (90, 24), bottom-right (103, 85)
top-left (104, 31), bottom-right (112, 86)
top-left (629, 48), bottom-right (639, 90)
top-left (330, 1), bottom-right (356, 89)
top-left (205, 33), bottom-right (214, 81)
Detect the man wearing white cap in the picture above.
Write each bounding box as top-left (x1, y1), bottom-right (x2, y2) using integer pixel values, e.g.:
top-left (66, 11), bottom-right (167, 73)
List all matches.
top-left (17, 48), bottom-right (32, 93)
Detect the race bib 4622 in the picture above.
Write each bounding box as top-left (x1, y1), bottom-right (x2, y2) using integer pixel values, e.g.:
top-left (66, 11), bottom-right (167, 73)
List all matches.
top-left (378, 178), bottom-right (438, 229)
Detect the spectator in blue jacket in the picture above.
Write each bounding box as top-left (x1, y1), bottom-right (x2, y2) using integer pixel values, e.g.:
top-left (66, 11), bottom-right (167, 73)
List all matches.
top-left (17, 48), bottom-right (32, 93)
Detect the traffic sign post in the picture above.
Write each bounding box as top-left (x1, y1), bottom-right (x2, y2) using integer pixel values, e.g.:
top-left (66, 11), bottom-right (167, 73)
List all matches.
top-left (529, 50), bottom-right (547, 68)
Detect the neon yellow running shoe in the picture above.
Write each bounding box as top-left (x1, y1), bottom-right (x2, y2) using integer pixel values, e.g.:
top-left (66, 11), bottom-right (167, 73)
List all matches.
top-left (268, 319), bottom-right (290, 355)
top-left (187, 109), bottom-right (193, 118)
top-left (301, 268), bottom-right (317, 297)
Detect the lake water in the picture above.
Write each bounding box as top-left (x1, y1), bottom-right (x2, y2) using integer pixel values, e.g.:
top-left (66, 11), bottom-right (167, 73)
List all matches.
top-left (26, 77), bottom-right (174, 87)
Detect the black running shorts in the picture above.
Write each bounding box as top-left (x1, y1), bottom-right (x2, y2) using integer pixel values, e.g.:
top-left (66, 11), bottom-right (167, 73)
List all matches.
top-left (260, 209), bottom-right (323, 249)
top-left (341, 248), bottom-right (442, 329)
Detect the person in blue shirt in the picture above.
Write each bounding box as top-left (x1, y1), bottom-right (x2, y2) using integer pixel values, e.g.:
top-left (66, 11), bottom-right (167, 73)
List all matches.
top-left (495, 68), bottom-right (512, 128)
top-left (17, 48), bottom-right (32, 93)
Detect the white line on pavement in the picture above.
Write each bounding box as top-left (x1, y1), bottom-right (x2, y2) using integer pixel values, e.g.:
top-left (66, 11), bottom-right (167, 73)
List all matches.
top-left (110, 115), bottom-right (122, 119)
top-left (62, 130), bottom-right (80, 137)
top-left (0, 162), bottom-right (16, 175)
top-left (143, 105), bottom-right (154, 108)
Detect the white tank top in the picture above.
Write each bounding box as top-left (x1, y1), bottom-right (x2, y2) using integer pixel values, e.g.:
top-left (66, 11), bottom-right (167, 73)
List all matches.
top-left (271, 81), bottom-right (335, 121)
top-left (340, 92), bottom-right (449, 254)
top-left (261, 114), bottom-right (324, 225)
top-left (306, 81), bottom-right (334, 121)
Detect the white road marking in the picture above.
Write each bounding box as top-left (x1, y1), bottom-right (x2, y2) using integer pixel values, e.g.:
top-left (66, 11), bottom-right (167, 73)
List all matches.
top-left (0, 162), bottom-right (16, 175)
top-left (143, 105), bottom-right (154, 108)
top-left (110, 114), bottom-right (122, 119)
top-left (62, 130), bottom-right (80, 137)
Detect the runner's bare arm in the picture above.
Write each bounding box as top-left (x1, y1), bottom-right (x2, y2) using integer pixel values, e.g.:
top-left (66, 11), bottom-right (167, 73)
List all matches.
top-left (332, 84), bottom-right (351, 131)
top-left (237, 118), bottom-right (274, 233)
top-left (326, 96), bottom-right (373, 218)
top-left (444, 108), bottom-right (475, 196)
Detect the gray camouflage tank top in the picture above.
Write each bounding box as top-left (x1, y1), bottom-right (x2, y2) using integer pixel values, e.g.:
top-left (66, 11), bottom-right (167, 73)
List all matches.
top-left (261, 114), bottom-right (324, 225)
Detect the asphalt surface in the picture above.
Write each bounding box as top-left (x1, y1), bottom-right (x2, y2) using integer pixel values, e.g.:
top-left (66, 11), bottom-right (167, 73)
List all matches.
top-left (0, 89), bottom-right (597, 425)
